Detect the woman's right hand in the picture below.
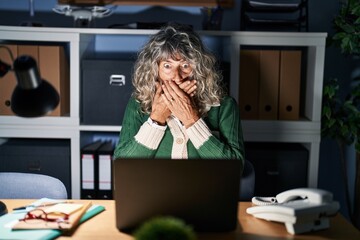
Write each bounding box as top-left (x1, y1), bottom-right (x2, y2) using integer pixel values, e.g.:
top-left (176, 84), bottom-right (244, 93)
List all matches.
top-left (150, 82), bottom-right (171, 125)
top-left (178, 79), bottom-right (197, 97)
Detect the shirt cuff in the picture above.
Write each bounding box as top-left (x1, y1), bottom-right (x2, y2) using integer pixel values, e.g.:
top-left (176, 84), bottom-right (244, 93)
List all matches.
top-left (186, 118), bottom-right (212, 149)
top-left (135, 119), bottom-right (166, 150)
top-left (147, 117), bottom-right (167, 130)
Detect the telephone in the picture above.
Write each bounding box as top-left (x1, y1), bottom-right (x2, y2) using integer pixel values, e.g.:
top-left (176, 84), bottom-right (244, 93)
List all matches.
top-left (246, 188), bottom-right (340, 234)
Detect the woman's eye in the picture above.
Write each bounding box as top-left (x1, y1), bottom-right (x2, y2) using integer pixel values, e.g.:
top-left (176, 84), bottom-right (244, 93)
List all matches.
top-left (164, 63), bottom-right (171, 69)
top-left (181, 63), bottom-right (192, 73)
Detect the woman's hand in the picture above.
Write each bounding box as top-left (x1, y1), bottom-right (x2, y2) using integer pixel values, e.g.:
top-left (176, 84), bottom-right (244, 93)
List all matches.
top-left (178, 79), bottom-right (197, 97)
top-left (162, 80), bottom-right (199, 128)
top-left (150, 82), bottom-right (171, 125)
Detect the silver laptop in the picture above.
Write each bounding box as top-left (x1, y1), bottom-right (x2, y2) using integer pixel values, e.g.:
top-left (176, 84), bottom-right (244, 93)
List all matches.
top-left (113, 159), bottom-right (241, 232)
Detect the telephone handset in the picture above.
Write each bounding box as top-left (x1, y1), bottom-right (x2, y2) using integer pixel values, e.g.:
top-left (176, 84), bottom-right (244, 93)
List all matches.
top-left (276, 188), bottom-right (334, 204)
top-left (246, 188), bottom-right (340, 234)
top-left (251, 188), bottom-right (334, 205)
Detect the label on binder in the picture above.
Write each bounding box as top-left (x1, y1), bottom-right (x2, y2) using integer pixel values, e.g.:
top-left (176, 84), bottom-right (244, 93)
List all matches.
top-left (99, 155), bottom-right (112, 190)
top-left (82, 154), bottom-right (95, 189)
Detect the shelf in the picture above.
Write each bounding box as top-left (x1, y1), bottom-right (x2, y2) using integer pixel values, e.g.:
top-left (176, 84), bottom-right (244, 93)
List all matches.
top-left (0, 26), bottom-right (327, 198)
top-left (79, 125), bottom-right (122, 132)
top-left (241, 0), bottom-right (308, 32)
top-left (57, 0), bottom-right (234, 8)
top-left (244, 1), bottom-right (303, 13)
top-left (242, 120), bottom-right (321, 143)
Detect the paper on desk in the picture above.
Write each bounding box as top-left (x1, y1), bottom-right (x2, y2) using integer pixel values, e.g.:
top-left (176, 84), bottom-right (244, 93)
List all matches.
top-left (12, 201), bottom-right (92, 230)
top-left (0, 198), bottom-right (105, 240)
top-left (0, 211), bottom-right (61, 240)
top-left (44, 203), bottom-right (83, 215)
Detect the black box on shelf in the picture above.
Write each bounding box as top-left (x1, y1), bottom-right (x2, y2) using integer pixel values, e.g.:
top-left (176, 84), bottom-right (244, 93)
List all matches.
top-left (0, 138), bottom-right (71, 197)
top-left (245, 142), bottom-right (308, 196)
top-left (82, 59), bottom-right (134, 125)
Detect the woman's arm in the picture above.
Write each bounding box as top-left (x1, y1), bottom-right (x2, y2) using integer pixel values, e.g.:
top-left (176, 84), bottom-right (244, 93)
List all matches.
top-left (113, 97), bottom-right (166, 159)
top-left (186, 96), bottom-right (245, 162)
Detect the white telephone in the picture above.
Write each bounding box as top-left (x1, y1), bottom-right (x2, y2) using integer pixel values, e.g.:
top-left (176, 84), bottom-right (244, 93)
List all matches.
top-left (246, 188), bottom-right (340, 234)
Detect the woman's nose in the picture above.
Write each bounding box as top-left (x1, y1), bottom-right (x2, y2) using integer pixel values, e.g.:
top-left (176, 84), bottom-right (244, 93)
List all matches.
top-left (172, 68), bottom-right (182, 82)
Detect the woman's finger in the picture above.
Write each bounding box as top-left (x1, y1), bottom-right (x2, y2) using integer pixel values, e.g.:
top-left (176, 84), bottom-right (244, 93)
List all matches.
top-left (167, 80), bottom-right (187, 99)
top-left (162, 82), bottom-right (176, 102)
top-left (179, 80), bottom-right (197, 95)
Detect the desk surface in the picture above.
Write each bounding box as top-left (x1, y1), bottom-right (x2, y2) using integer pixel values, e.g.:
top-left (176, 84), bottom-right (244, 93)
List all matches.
top-left (1, 199), bottom-right (360, 240)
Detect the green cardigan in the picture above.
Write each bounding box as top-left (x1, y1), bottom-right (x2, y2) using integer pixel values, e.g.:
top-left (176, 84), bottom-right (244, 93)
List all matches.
top-left (113, 95), bottom-right (244, 164)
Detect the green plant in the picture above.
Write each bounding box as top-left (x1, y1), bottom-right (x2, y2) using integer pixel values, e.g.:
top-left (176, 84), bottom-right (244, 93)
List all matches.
top-left (321, 0), bottom-right (360, 228)
top-left (322, 78), bottom-right (360, 152)
top-left (133, 216), bottom-right (197, 240)
top-left (322, 78), bottom-right (360, 227)
top-left (331, 0), bottom-right (360, 55)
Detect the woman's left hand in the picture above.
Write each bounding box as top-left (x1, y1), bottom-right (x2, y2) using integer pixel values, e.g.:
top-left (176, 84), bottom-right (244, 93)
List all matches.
top-left (162, 80), bottom-right (199, 128)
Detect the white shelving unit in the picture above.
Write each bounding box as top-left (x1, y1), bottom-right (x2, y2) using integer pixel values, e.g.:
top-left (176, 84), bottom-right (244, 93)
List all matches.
top-left (0, 26), bottom-right (327, 198)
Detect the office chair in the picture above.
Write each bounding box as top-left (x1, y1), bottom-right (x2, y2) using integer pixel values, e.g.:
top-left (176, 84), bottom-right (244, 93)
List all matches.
top-left (0, 172), bottom-right (68, 199)
top-left (239, 159), bottom-right (256, 201)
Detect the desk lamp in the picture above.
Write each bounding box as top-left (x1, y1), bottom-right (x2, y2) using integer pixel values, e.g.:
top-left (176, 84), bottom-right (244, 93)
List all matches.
top-left (0, 46), bottom-right (60, 117)
top-left (0, 46), bottom-right (60, 216)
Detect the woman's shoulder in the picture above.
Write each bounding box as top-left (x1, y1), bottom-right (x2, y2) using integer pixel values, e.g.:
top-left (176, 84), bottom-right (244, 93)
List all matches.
top-left (125, 96), bottom-right (144, 113)
top-left (220, 95), bottom-right (237, 106)
top-left (127, 95), bottom-right (140, 107)
top-left (207, 95), bottom-right (236, 109)
top-left (207, 95), bottom-right (237, 114)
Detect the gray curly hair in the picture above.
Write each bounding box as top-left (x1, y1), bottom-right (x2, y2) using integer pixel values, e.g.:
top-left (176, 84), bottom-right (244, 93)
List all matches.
top-left (132, 22), bottom-right (226, 116)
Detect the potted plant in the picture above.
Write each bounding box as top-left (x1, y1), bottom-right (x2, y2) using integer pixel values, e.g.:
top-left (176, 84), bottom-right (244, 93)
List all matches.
top-left (133, 216), bottom-right (196, 240)
top-left (322, 0), bottom-right (360, 229)
top-left (322, 78), bottom-right (360, 227)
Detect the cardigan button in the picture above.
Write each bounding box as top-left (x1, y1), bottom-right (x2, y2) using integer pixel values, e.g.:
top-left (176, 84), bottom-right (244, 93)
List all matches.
top-left (176, 138), bottom-right (184, 144)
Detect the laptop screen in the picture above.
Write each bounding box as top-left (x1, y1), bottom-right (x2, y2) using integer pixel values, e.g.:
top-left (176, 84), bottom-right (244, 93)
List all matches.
top-left (113, 159), bottom-right (241, 232)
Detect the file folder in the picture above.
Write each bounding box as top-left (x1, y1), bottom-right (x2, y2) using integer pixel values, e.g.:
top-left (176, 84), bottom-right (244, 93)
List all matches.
top-left (239, 50), bottom-right (260, 119)
top-left (0, 44), bottom-right (17, 115)
top-left (279, 50), bottom-right (302, 120)
top-left (80, 140), bottom-right (103, 199)
top-left (39, 45), bottom-right (70, 116)
top-left (259, 50), bottom-right (280, 120)
top-left (97, 141), bottom-right (114, 199)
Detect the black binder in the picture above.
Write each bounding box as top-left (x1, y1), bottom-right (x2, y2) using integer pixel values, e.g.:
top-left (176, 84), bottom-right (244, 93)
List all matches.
top-left (80, 140), bottom-right (103, 199)
top-left (97, 141), bottom-right (114, 199)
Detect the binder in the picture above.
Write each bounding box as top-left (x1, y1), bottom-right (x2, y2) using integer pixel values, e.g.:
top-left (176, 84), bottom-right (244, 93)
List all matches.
top-left (279, 50), bottom-right (302, 120)
top-left (97, 141), bottom-right (114, 199)
top-left (259, 50), bottom-right (280, 120)
top-left (0, 44), bottom-right (17, 115)
top-left (239, 50), bottom-right (260, 119)
top-left (39, 45), bottom-right (70, 116)
top-left (80, 140), bottom-right (103, 199)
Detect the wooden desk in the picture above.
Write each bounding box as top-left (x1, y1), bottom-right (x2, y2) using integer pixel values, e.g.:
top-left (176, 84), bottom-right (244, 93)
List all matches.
top-left (2, 199), bottom-right (360, 240)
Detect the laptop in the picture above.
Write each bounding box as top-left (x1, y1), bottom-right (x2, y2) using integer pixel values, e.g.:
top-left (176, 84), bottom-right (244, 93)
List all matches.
top-left (113, 159), bottom-right (241, 232)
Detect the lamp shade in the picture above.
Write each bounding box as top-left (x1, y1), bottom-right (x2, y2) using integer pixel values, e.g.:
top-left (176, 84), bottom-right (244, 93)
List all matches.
top-left (11, 56), bottom-right (60, 117)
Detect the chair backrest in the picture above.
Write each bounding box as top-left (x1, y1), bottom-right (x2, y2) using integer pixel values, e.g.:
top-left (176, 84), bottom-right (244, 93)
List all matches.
top-left (239, 159), bottom-right (255, 201)
top-left (0, 172), bottom-right (68, 199)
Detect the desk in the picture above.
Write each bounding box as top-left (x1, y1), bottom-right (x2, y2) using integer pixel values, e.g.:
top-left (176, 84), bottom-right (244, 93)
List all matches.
top-left (1, 199), bottom-right (360, 240)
